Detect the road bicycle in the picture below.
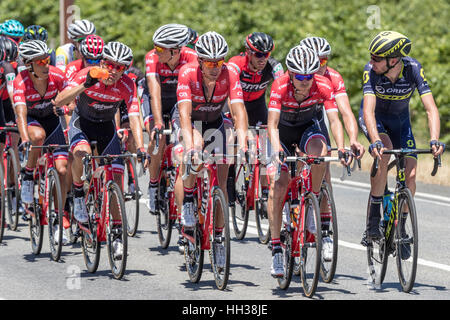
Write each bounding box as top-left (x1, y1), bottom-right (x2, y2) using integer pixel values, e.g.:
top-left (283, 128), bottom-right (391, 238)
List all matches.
top-left (363, 148), bottom-right (443, 292)
top-left (22, 144), bottom-right (69, 262)
top-left (229, 124), bottom-right (271, 243)
top-left (181, 152), bottom-right (231, 290)
top-left (78, 143), bottom-right (140, 279)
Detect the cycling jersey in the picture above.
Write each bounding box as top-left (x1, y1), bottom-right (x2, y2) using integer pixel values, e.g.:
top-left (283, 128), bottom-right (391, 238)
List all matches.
top-left (65, 66), bottom-right (140, 123)
top-left (0, 61), bottom-right (15, 98)
top-left (64, 59), bottom-right (84, 83)
top-left (120, 66), bottom-right (145, 124)
top-left (13, 65), bottom-right (66, 119)
top-left (55, 43), bottom-right (76, 72)
top-left (228, 53), bottom-right (283, 102)
top-left (361, 56), bottom-right (431, 115)
top-left (324, 66), bottom-right (347, 98)
top-left (142, 46), bottom-right (197, 122)
top-left (268, 71), bottom-right (338, 127)
top-left (176, 61), bottom-right (244, 123)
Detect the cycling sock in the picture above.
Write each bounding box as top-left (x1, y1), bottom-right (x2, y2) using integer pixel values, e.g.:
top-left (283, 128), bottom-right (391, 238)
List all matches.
top-left (214, 227), bottom-right (223, 240)
top-left (183, 187), bottom-right (194, 203)
top-left (73, 182), bottom-right (84, 198)
top-left (272, 238), bottom-right (281, 254)
top-left (149, 178), bottom-right (158, 189)
top-left (368, 195), bottom-right (383, 228)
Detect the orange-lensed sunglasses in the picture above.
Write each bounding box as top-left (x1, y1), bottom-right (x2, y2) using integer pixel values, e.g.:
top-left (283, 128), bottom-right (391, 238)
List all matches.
top-left (103, 60), bottom-right (127, 72)
top-left (201, 59), bottom-right (224, 69)
top-left (34, 56), bottom-right (50, 66)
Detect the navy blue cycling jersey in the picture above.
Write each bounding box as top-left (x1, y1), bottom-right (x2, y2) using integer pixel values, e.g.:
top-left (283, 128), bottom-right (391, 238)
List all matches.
top-left (362, 56), bottom-right (431, 114)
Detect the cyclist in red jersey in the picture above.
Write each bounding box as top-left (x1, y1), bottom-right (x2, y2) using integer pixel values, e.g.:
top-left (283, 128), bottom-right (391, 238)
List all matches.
top-left (300, 36), bottom-right (365, 260)
top-left (142, 24), bottom-right (197, 215)
top-left (13, 40), bottom-right (69, 241)
top-left (54, 41), bottom-right (146, 254)
top-left (267, 45), bottom-right (349, 277)
top-left (174, 31), bottom-right (248, 267)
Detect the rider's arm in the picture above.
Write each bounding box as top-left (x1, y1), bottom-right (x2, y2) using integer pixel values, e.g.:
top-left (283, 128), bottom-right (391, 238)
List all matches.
top-left (267, 109), bottom-right (281, 153)
top-left (146, 74), bottom-right (164, 128)
top-left (326, 109), bottom-right (345, 151)
top-left (129, 115), bottom-right (144, 150)
top-left (14, 104), bottom-right (29, 142)
top-left (362, 94), bottom-right (380, 144)
top-left (335, 95), bottom-right (359, 145)
top-left (178, 100), bottom-right (194, 151)
top-left (422, 93), bottom-right (444, 155)
top-left (229, 100), bottom-right (248, 150)
top-left (54, 83), bottom-right (86, 108)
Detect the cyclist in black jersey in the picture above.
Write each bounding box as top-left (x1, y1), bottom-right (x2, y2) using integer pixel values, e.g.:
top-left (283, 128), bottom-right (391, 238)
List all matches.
top-left (360, 31), bottom-right (445, 240)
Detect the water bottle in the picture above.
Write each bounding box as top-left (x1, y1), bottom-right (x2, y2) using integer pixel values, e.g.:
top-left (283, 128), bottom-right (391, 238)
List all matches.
top-left (382, 191), bottom-right (394, 229)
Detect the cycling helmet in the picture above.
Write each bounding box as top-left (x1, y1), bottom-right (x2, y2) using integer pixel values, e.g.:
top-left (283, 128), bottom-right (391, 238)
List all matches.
top-left (19, 40), bottom-right (49, 63)
top-left (300, 36), bottom-right (331, 57)
top-left (152, 24), bottom-right (190, 48)
top-left (0, 36), bottom-right (18, 62)
top-left (195, 31), bottom-right (228, 60)
top-left (187, 27), bottom-right (199, 45)
top-left (0, 20), bottom-right (25, 37)
top-left (23, 25), bottom-right (48, 42)
top-left (67, 19), bottom-right (96, 41)
top-left (103, 41), bottom-right (133, 66)
top-left (245, 32), bottom-right (274, 53)
top-left (80, 35), bottom-right (104, 60)
top-left (285, 45), bottom-right (320, 74)
top-left (369, 31), bottom-right (411, 58)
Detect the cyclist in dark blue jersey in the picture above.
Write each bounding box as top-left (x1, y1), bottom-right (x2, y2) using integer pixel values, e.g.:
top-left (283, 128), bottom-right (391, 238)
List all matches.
top-left (359, 31), bottom-right (445, 240)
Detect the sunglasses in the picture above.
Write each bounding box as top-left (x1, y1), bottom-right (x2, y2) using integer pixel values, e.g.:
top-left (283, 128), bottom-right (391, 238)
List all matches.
top-left (86, 58), bottom-right (101, 65)
top-left (34, 56), bottom-right (50, 66)
top-left (320, 58), bottom-right (328, 67)
top-left (154, 45), bottom-right (167, 53)
top-left (294, 73), bottom-right (314, 81)
top-left (252, 51), bottom-right (270, 58)
top-left (103, 60), bottom-right (127, 72)
top-left (371, 55), bottom-right (384, 63)
top-left (201, 59), bottom-right (224, 69)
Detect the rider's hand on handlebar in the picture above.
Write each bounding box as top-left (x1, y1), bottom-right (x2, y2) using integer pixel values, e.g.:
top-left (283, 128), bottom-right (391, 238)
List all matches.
top-left (151, 123), bottom-right (164, 142)
top-left (369, 140), bottom-right (385, 160)
top-left (350, 141), bottom-right (365, 159)
top-left (136, 147), bottom-right (148, 164)
top-left (430, 140), bottom-right (445, 158)
top-left (338, 148), bottom-right (353, 167)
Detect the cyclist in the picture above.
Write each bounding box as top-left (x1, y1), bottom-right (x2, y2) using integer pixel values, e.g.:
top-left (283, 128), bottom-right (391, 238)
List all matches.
top-left (13, 40), bottom-right (69, 243)
top-left (0, 19), bottom-right (25, 45)
top-left (300, 36), bottom-right (365, 260)
top-left (227, 32), bottom-right (284, 204)
top-left (174, 31), bottom-right (248, 267)
top-left (23, 25), bottom-right (57, 67)
top-left (359, 31), bottom-right (445, 241)
top-left (54, 41), bottom-right (146, 258)
top-left (55, 19), bottom-right (96, 72)
top-left (142, 23), bottom-right (197, 215)
top-left (267, 45), bottom-right (348, 277)
top-left (185, 27), bottom-right (199, 50)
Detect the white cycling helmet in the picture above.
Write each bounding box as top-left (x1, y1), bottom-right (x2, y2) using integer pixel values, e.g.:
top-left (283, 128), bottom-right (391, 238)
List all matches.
top-left (19, 40), bottom-right (49, 63)
top-left (299, 37), bottom-right (331, 57)
top-left (152, 24), bottom-right (190, 48)
top-left (285, 45), bottom-right (320, 74)
top-left (195, 31), bottom-right (228, 60)
top-left (103, 41), bottom-right (133, 66)
top-left (67, 19), bottom-right (96, 41)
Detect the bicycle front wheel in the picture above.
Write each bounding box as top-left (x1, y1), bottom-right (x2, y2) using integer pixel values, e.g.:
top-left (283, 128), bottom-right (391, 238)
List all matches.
top-left (29, 180), bottom-right (43, 255)
top-left (319, 182), bottom-right (338, 283)
top-left (230, 163), bottom-right (249, 240)
top-left (0, 167), bottom-right (6, 243)
top-left (106, 181), bottom-right (128, 280)
top-left (123, 154), bottom-right (140, 237)
top-left (210, 186), bottom-right (230, 290)
top-left (299, 192), bottom-right (322, 298)
top-left (255, 174), bottom-right (270, 244)
top-left (395, 188), bottom-right (418, 293)
top-left (157, 170), bottom-right (173, 248)
top-left (47, 168), bottom-right (64, 262)
top-left (6, 149), bottom-right (20, 231)
top-left (81, 187), bottom-right (101, 274)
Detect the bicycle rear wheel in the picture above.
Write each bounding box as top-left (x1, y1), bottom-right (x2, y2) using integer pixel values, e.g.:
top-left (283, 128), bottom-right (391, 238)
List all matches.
top-left (184, 225), bottom-right (204, 283)
top-left (319, 182), bottom-right (338, 283)
top-left (255, 174), bottom-right (270, 244)
top-left (0, 168), bottom-right (6, 243)
top-left (106, 181), bottom-right (128, 280)
top-left (210, 186), bottom-right (231, 290)
top-left (157, 170), bottom-right (173, 248)
top-left (299, 192), bottom-right (322, 298)
top-left (123, 154), bottom-right (140, 237)
top-left (81, 187), bottom-right (101, 274)
top-left (277, 226), bottom-right (294, 290)
top-left (6, 149), bottom-right (19, 231)
top-left (230, 163), bottom-right (249, 240)
top-left (47, 168), bottom-right (64, 262)
top-left (395, 188), bottom-right (418, 293)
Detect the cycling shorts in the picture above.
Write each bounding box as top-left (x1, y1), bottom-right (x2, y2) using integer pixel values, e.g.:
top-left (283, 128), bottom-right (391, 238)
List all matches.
top-left (27, 115), bottom-right (68, 160)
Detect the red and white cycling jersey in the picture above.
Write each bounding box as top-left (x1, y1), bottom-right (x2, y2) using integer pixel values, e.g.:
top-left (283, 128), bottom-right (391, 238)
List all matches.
top-left (65, 66), bottom-right (140, 123)
top-left (268, 71), bottom-right (337, 126)
top-left (176, 61), bottom-right (244, 122)
top-left (13, 65), bottom-right (66, 119)
top-left (145, 46), bottom-right (197, 112)
top-left (64, 59), bottom-right (84, 84)
top-left (323, 66), bottom-right (347, 99)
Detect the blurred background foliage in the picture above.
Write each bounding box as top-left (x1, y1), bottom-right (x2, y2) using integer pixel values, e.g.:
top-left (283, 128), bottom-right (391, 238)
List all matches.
top-left (1, 0), bottom-right (449, 144)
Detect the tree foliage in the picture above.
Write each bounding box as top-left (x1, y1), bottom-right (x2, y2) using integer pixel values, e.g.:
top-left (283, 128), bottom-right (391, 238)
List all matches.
top-left (1, 0), bottom-right (449, 143)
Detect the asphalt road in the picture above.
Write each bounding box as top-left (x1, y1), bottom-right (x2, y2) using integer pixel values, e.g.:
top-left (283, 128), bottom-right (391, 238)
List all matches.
top-left (1, 164), bottom-right (449, 303)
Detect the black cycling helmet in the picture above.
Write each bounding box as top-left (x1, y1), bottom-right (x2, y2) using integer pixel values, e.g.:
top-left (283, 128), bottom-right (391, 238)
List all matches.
top-left (245, 32), bottom-right (274, 53)
top-left (23, 25), bottom-right (49, 42)
top-left (0, 35), bottom-right (18, 62)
